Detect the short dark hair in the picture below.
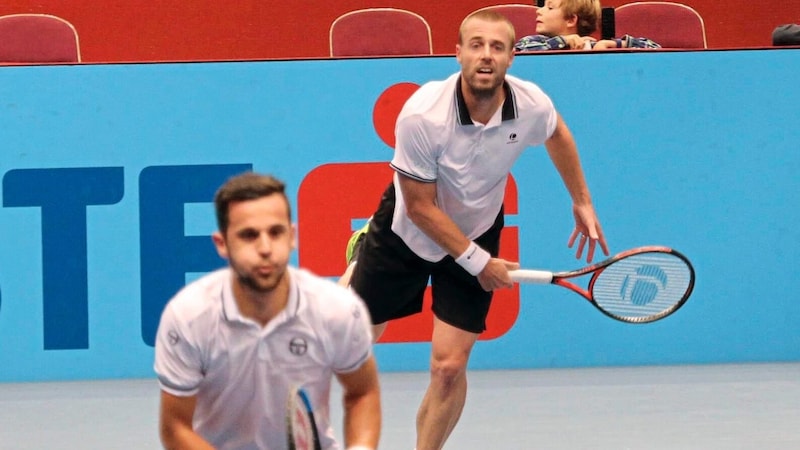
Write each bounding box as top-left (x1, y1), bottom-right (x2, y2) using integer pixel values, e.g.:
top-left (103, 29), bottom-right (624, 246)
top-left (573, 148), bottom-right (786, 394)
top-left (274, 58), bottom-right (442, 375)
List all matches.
top-left (214, 172), bottom-right (291, 233)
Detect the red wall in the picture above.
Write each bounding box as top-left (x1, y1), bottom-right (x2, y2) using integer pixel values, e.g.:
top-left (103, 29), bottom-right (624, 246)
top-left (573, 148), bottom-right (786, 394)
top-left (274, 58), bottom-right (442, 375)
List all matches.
top-left (1, 1), bottom-right (797, 62)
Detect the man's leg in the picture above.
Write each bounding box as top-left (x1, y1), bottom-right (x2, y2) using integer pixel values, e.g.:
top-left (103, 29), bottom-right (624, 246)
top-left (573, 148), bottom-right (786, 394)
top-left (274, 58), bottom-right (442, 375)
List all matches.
top-left (337, 261), bottom-right (357, 287)
top-left (372, 322), bottom-right (387, 344)
top-left (416, 316), bottom-right (479, 450)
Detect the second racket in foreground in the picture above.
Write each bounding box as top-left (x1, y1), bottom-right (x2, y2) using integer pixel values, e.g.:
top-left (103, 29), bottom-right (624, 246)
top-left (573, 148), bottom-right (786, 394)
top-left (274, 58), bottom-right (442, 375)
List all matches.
top-left (287, 386), bottom-right (322, 450)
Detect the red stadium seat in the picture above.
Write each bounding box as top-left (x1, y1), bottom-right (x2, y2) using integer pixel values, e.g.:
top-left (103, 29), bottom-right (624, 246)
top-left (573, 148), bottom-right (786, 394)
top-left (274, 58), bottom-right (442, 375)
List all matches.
top-left (0, 14), bottom-right (80, 63)
top-left (472, 4), bottom-right (540, 40)
top-left (330, 8), bottom-right (432, 57)
top-left (614, 2), bottom-right (707, 49)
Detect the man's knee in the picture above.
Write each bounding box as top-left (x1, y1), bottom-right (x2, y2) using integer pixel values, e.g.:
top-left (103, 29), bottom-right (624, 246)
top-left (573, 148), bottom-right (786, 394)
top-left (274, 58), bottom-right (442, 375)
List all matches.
top-left (429, 355), bottom-right (468, 389)
top-left (428, 316), bottom-right (478, 389)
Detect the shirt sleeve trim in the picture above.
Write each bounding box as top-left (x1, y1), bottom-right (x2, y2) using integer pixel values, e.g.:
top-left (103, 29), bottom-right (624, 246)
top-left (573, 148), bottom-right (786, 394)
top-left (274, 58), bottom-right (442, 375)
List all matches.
top-left (390, 163), bottom-right (436, 183)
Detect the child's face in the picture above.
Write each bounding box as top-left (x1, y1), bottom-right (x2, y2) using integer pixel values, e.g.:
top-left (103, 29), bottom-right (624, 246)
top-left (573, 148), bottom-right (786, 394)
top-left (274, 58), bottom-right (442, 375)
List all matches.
top-left (536, 0), bottom-right (573, 36)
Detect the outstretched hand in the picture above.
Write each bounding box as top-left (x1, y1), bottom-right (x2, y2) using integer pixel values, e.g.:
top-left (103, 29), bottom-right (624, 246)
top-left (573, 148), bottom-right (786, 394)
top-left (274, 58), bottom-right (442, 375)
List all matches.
top-left (568, 204), bottom-right (609, 263)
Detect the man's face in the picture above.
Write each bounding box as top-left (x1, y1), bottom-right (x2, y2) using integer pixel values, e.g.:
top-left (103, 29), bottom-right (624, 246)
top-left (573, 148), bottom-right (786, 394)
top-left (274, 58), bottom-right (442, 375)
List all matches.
top-left (536, 0), bottom-right (573, 36)
top-left (213, 194), bottom-right (295, 294)
top-left (456, 17), bottom-right (514, 98)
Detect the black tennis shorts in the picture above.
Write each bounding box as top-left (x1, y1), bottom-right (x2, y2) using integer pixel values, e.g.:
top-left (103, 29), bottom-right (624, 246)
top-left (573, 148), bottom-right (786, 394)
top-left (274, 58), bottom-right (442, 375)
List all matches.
top-left (350, 182), bottom-right (503, 333)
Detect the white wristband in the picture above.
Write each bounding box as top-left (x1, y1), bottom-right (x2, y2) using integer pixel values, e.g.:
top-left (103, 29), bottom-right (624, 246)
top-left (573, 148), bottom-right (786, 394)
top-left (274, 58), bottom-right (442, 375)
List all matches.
top-left (454, 241), bottom-right (490, 276)
top-left (346, 446), bottom-right (375, 450)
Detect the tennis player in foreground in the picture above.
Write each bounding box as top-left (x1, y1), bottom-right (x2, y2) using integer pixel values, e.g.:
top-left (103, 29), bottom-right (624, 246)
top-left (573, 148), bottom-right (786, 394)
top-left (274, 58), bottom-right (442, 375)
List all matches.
top-left (155, 172), bottom-right (380, 450)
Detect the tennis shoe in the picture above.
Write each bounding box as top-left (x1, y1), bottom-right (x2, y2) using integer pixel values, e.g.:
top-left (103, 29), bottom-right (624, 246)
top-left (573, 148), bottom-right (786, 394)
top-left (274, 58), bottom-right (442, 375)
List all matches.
top-left (345, 220), bottom-right (370, 265)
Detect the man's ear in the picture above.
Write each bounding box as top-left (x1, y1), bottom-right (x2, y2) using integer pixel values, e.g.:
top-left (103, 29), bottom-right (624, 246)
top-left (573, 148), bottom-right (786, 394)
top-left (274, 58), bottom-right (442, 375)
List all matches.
top-left (212, 231), bottom-right (228, 259)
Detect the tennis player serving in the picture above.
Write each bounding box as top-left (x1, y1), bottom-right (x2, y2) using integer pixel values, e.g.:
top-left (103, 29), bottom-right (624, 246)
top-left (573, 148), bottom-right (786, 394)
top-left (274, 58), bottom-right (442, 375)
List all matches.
top-left (347, 9), bottom-right (608, 450)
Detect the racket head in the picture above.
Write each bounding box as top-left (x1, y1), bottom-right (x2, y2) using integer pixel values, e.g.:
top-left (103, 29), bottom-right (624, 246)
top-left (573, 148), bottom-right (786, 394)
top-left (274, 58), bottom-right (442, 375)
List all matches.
top-left (584, 246), bottom-right (695, 323)
top-left (286, 386), bottom-right (321, 450)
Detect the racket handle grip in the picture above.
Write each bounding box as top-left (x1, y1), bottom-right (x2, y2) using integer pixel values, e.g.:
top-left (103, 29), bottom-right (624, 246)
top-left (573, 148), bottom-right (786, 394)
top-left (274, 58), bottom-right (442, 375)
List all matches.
top-left (509, 269), bottom-right (553, 284)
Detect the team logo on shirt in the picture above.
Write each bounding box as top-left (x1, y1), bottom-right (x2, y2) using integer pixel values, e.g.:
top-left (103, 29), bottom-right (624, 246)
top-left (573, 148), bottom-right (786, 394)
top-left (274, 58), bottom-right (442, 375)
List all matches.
top-left (167, 330), bottom-right (180, 345)
top-left (289, 337), bottom-right (308, 356)
top-left (507, 133), bottom-right (518, 144)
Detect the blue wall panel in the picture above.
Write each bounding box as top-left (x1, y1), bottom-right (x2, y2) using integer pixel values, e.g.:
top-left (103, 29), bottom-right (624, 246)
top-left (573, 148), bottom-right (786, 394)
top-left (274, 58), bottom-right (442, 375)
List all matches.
top-left (0, 49), bottom-right (798, 381)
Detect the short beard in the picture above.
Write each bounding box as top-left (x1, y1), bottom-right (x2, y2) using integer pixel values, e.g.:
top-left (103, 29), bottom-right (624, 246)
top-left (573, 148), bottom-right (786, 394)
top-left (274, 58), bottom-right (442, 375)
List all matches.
top-left (467, 82), bottom-right (498, 100)
top-left (235, 268), bottom-right (282, 294)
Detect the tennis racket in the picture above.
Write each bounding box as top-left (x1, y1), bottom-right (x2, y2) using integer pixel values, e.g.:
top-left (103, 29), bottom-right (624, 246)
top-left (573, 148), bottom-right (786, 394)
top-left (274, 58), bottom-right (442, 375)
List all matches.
top-left (286, 386), bottom-right (322, 450)
top-left (509, 246), bottom-right (695, 323)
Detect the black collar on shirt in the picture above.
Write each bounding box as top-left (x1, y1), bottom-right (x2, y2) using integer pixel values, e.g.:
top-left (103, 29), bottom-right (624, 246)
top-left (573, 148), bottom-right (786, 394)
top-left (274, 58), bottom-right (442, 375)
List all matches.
top-left (454, 76), bottom-right (518, 125)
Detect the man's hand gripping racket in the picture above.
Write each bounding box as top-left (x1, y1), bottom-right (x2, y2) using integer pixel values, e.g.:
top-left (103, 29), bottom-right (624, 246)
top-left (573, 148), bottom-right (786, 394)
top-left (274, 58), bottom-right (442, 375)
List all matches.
top-left (509, 246), bottom-right (695, 323)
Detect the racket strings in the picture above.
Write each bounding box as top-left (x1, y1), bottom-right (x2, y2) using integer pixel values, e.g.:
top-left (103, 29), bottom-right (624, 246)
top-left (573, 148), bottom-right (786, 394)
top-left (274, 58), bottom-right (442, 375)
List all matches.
top-left (288, 388), bottom-right (318, 450)
top-left (591, 253), bottom-right (693, 321)
top-left (292, 408), bottom-right (312, 449)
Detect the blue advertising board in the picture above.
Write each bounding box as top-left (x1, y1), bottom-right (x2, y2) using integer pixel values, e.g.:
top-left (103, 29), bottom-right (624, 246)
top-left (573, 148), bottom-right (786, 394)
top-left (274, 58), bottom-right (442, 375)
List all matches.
top-left (0, 49), bottom-right (798, 381)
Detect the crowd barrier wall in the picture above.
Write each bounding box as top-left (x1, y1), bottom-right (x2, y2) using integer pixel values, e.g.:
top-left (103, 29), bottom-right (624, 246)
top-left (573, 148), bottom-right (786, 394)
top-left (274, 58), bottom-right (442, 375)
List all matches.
top-left (0, 48), bottom-right (798, 381)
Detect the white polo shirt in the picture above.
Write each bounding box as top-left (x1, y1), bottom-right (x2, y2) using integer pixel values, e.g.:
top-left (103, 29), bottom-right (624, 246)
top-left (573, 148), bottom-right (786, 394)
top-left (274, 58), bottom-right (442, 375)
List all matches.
top-left (390, 72), bottom-right (558, 261)
top-left (154, 266), bottom-right (373, 450)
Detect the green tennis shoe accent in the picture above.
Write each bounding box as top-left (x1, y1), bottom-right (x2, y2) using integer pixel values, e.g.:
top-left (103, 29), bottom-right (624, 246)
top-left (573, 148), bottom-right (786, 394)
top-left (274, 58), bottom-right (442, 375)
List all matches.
top-left (345, 221), bottom-right (370, 264)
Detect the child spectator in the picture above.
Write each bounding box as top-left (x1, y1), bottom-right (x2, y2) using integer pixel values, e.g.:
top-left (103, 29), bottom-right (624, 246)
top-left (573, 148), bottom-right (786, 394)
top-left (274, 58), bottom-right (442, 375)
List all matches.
top-left (515, 0), bottom-right (660, 51)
